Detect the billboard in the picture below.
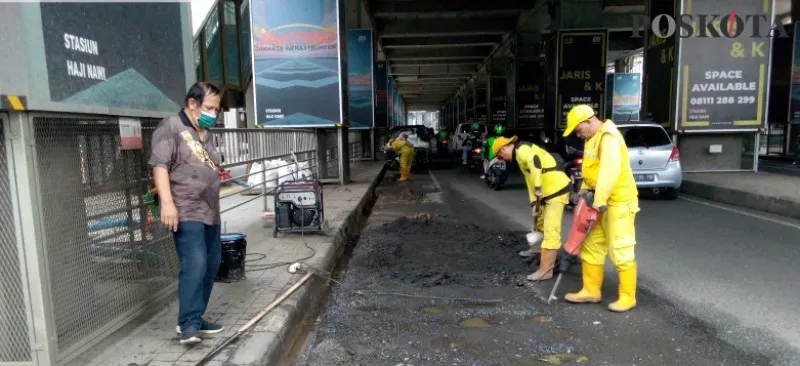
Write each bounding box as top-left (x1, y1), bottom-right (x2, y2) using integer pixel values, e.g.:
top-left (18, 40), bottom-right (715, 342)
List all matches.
top-left (556, 29), bottom-right (607, 130)
top-left (643, 0), bottom-right (677, 129)
top-left (476, 87), bottom-right (487, 123)
top-left (612, 73), bottom-right (641, 121)
top-left (40, 2), bottom-right (187, 113)
top-left (516, 60), bottom-right (546, 128)
top-left (388, 77), bottom-right (394, 126)
top-left (250, 0), bottom-right (344, 127)
top-left (374, 60), bottom-right (388, 128)
top-left (675, 0), bottom-right (771, 131)
top-left (790, 21), bottom-right (800, 124)
top-left (347, 29), bottom-right (373, 129)
top-left (490, 78), bottom-right (507, 124)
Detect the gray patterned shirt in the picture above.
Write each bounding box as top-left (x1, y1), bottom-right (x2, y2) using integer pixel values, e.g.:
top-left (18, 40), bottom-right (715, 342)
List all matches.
top-left (148, 111), bottom-right (221, 225)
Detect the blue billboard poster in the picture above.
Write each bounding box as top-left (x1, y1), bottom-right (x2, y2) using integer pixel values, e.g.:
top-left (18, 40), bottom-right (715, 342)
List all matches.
top-left (374, 60), bottom-right (388, 128)
top-left (790, 22), bottom-right (800, 124)
top-left (346, 29), bottom-right (374, 129)
top-left (612, 73), bottom-right (641, 121)
top-left (251, 0), bottom-right (344, 127)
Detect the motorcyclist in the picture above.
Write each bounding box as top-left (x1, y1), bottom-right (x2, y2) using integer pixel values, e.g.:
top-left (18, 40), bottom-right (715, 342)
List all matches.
top-left (492, 135), bottom-right (571, 281)
top-left (480, 124), bottom-right (505, 180)
top-left (436, 128), bottom-right (450, 155)
top-left (461, 123), bottom-right (482, 165)
top-left (561, 104), bottom-right (640, 312)
top-left (387, 133), bottom-right (415, 182)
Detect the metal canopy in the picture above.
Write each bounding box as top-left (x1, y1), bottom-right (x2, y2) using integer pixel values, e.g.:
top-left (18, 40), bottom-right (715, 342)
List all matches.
top-left (369, 0), bottom-right (532, 109)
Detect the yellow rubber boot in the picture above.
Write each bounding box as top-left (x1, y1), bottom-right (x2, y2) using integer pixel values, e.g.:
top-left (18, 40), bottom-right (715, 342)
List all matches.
top-left (564, 262), bottom-right (603, 304)
top-left (608, 262), bottom-right (637, 312)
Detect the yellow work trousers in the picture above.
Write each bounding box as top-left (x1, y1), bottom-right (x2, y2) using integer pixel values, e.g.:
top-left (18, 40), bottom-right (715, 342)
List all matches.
top-left (579, 201), bottom-right (640, 271)
top-left (535, 193), bottom-right (568, 250)
top-left (398, 147), bottom-right (414, 180)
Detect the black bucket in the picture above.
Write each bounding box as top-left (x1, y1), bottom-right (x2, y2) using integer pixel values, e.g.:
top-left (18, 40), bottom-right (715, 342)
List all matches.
top-left (215, 233), bottom-right (247, 283)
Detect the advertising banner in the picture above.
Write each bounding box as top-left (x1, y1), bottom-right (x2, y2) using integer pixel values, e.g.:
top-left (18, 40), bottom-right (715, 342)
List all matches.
top-left (40, 2), bottom-right (186, 112)
top-left (476, 87), bottom-right (487, 123)
top-left (516, 60), bottom-right (546, 128)
top-left (490, 78), bottom-right (507, 124)
top-left (643, 0), bottom-right (677, 129)
top-left (676, 0), bottom-right (772, 131)
top-left (789, 22), bottom-right (800, 124)
top-left (556, 29), bottom-right (607, 130)
top-left (612, 73), bottom-right (641, 121)
top-left (347, 29), bottom-right (373, 129)
top-left (374, 60), bottom-right (388, 128)
top-left (250, 0), bottom-right (343, 127)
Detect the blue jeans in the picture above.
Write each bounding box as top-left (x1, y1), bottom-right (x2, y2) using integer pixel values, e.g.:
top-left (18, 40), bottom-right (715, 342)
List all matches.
top-left (462, 146), bottom-right (470, 162)
top-left (174, 221), bottom-right (221, 331)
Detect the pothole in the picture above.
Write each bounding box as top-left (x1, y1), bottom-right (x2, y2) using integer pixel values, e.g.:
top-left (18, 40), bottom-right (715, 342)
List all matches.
top-left (459, 317), bottom-right (493, 328)
top-left (537, 353), bottom-right (589, 364)
top-left (419, 306), bottom-right (446, 314)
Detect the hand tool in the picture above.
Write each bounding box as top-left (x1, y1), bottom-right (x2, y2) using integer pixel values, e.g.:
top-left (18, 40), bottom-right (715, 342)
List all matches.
top-left (547, 191), bottom-right (603, 304)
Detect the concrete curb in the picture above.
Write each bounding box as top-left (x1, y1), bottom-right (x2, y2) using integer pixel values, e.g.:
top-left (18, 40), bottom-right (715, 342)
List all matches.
top-left (681, 180), bottom-right (800, 220)
top-left (253, 165), bottom-right (387, 366)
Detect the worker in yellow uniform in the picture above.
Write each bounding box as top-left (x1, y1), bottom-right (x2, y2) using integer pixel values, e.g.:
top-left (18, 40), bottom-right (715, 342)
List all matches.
top-left (388, 133), bottom-right (415, 182)
top-left (492, 136), bottom-right (571, 281)
top-left (561, 104), bottom-right (639, 312)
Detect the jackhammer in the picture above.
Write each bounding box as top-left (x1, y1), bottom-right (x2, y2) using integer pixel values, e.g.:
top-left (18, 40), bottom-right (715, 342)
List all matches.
top-left (547, 191), bottom-right (605, 304)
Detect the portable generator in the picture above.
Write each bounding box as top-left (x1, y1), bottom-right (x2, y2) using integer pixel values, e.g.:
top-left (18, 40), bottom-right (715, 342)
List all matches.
top-left (273, 179), bottom-right (326, 238)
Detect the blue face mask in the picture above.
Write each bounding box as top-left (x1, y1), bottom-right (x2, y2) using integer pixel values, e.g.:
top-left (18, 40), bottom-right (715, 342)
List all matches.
top-left (197, 111), bottom-right (216, 129)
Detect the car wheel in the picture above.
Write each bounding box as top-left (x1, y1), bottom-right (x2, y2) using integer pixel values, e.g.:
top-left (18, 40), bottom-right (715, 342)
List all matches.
top-left (661, 188), bottom-right (680, 200)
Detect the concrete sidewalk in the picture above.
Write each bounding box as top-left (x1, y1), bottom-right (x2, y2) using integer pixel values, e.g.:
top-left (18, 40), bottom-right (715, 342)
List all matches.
top-left (68, 162), bottom-right (385, 366)
top-left (681, 171), bottom-right (800, 219)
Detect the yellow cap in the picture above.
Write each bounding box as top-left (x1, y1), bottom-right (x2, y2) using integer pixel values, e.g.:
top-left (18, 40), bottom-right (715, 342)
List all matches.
top-left (491, 136), bottom-right (518, 156)
top-left (563, 104), bottom-right (596, 137)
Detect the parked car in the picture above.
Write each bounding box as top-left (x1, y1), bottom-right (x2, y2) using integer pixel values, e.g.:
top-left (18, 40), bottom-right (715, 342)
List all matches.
top-left (617, 122), bottom-right (682, 200)
top-left (384, 125), bottom-right (433, 169)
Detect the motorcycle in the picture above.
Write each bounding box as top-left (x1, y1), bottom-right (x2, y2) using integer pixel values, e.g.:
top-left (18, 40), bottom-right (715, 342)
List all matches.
top-left (465, 139), bottom-right (484, 173)
top-left (437, 139), bottom-right (449, 157)
top-left (484, 159), bottom-right (508, 190)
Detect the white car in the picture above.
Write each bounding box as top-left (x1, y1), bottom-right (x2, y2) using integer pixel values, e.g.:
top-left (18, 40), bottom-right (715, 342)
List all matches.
top-left (450, 122), bottom-right (488, 150)
top-left (617, 122), bottom-right (683, 200)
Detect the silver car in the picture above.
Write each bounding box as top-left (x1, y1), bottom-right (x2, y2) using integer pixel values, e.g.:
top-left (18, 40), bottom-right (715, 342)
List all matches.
top-left (617, 122), bottom-right (683, 200)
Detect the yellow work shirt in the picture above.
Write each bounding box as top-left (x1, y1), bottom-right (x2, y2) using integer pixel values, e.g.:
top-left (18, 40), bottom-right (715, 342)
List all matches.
top-left (580, 120), bottom-right (638, 206)
top-left (514, 142), bottom-right (571, 204)
top-left (389, 139), bottom-right (413, 153)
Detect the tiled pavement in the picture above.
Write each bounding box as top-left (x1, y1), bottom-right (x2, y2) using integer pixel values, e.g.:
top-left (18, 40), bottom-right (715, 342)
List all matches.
top-left (68, 162), bottom-right (385, 366)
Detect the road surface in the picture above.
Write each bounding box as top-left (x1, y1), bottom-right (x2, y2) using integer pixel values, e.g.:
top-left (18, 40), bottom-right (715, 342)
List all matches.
top-left (292, 160), bottom-right (800, 365)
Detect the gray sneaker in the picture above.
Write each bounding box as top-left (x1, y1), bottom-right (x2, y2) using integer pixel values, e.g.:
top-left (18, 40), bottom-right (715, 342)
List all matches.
top-left (179, 328), bottom-right (201, 345)
top-left (176, 320), bottom-right (224, 335)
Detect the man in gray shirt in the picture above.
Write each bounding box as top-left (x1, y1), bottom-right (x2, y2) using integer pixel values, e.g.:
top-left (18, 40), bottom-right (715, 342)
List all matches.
top-left (149, 82), bottom-right (223, 345)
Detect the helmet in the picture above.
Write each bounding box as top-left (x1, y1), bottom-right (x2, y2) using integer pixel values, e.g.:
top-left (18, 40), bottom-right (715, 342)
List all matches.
top-left (470, 123), bottom-right (480, 131)
top-left (564, 104), bottom-right (596, 137)
top-left (493, 124), bottom-right (505, 135)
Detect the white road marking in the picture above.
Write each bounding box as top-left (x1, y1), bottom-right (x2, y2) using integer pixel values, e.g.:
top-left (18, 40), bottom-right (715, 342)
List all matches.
top-left (679, 196), bottom-right (800, 231)
top-left (424, 171), bottom-right (444, 203)
top-left (428, 170), bottom-right (442, 192)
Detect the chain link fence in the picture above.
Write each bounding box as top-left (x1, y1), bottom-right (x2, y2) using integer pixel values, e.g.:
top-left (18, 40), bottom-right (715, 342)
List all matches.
top-left (33, 116), bottom-right (176, 359)
top-left (1, 112), bottom-right (372, 364)
top-left (0, 116), bottom-right (32, 363)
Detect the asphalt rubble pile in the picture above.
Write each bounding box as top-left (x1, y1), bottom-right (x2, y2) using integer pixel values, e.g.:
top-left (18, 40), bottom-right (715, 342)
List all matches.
top-left (349, 213), bottom-right (531, 288)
